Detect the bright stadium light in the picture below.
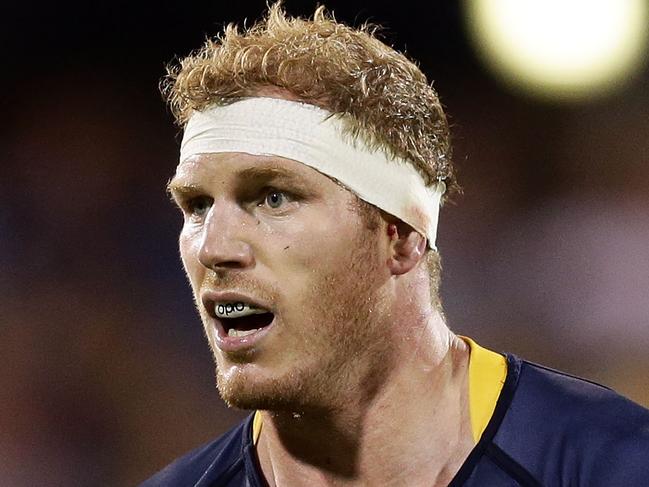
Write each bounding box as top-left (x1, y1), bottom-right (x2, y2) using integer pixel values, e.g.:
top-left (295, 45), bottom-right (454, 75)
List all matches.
top-left (464, 0), bottom-right (649, 100)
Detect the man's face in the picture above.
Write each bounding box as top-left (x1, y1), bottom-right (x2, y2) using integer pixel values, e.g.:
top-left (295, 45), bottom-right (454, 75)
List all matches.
top-left (170, 153), bottom-right (396, 412)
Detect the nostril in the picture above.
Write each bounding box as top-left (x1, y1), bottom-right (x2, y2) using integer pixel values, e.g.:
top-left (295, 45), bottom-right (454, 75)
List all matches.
top-left (207, 260), bottom-right (248, 270)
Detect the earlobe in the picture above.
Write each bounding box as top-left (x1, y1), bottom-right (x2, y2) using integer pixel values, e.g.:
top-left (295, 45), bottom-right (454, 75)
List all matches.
top-left (387, 223), bottom-right (427, 275)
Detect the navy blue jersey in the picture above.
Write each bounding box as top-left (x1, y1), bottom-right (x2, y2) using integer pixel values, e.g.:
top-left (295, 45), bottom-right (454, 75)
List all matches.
top-left (140, 354), bottom-right (649, 486)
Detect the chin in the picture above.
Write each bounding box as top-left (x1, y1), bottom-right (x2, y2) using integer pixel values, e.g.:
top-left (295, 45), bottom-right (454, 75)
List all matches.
top-left (215, 364), bottom-right (316, 412)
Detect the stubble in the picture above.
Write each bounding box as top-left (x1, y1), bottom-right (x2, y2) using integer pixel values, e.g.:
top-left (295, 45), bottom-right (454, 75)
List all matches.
top-left (211, 222), bottom-right (396, 414)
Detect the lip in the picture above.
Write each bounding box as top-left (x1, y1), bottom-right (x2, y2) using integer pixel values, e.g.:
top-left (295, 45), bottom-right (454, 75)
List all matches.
top-left (201, 290), bottom-right (276, 353)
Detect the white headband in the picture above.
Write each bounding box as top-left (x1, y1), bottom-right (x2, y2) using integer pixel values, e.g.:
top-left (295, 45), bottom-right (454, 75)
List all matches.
top-left (180, 97), bottom-right (445, 249)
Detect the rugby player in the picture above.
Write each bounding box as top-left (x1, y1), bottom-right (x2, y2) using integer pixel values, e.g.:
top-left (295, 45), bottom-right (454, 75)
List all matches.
top-left (142, 4), bottom-right (649, 486)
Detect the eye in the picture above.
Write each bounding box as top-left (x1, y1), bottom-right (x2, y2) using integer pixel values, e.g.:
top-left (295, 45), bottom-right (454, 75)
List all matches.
top-left (264, 190), bottom-right (285, 209)
top-left (185, 196), bottom-right (213, 218)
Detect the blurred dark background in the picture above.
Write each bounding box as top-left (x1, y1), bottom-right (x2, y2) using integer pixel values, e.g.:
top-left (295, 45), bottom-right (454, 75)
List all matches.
top-left (2, 1), bottom-right (648, 485)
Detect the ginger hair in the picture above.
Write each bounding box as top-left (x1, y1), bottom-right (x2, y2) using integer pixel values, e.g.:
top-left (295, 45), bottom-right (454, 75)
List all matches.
top-left (162, 2), bottom-right (453, 305)
top-left (162, 2), bottom-right (456, 192)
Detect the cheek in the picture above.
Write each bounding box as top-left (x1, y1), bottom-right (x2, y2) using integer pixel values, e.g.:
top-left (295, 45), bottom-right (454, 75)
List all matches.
top-left (279, 211), bottom-right (351, 263)
top-left (179, 230), bottom-right (203, 290)
top-left (272, 226), bottom-right (362, 306)
top-left (294, 228), bottom-right (359, 274)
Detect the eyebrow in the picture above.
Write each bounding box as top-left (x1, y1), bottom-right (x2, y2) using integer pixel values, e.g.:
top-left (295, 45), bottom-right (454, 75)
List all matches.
top-left (165, 179), bottom-right (202, 205)
top-left (166, 164), bottom-right (313, 199)
top-left (236, 166), bottom-right (310, 187)
top-left (166, 179), bottom-right (194, 194)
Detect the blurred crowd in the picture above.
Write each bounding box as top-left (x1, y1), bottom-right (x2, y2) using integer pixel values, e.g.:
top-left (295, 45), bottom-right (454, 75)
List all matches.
top-left (2, 3), bottom-right (648, 486)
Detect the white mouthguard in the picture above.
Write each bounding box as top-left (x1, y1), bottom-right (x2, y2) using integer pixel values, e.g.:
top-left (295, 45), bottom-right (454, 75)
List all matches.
top-left (215, 302), bottom-right (267, 319)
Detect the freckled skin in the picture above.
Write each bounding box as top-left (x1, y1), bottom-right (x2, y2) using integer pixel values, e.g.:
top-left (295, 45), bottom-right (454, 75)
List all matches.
top-left (173, 152), bottom-right (395, 411)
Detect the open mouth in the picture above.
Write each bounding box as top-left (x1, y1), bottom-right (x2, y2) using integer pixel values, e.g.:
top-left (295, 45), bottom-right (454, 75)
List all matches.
top-left (220, 312), bottom-right (275, 337)
top-left (212, 301), bottom-right (275, 338)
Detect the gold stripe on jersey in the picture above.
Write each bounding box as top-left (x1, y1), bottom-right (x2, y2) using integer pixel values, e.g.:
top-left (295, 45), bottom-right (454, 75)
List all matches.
top-left (461, 336), bottom-right (507, 443)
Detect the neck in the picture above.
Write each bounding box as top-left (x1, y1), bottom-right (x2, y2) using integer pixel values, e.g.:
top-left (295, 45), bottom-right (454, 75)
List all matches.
top-left (256, 313), bottom-right (473, 487)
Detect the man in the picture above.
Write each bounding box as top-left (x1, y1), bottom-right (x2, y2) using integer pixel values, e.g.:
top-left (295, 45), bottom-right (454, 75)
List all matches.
top-left (142, 4), bottom-right (649, 486)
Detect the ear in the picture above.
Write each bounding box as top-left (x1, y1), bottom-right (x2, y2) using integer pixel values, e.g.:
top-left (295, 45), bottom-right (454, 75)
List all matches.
top-left (386, 220), bottom-right (427, 276)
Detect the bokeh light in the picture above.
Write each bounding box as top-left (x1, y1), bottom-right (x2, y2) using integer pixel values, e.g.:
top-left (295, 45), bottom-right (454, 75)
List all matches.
top-left (465, 0), bottom-right (649, 100)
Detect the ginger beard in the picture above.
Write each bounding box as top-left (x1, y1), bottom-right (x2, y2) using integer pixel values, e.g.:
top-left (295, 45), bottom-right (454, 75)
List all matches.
top-left (198, 206), bottom-right (396, 413)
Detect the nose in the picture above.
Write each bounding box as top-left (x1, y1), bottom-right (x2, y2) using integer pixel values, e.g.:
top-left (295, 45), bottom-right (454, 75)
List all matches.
top-left (197, 200), bottom-right (255, 271)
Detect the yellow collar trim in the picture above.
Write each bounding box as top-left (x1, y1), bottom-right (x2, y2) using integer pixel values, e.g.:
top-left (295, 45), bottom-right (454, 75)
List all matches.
top-left (252, 408), bottom-right (263, 445)
top-left (461, 336), bottom-right (507, 443)
top-left (251, 337), bottom-right (507, 445)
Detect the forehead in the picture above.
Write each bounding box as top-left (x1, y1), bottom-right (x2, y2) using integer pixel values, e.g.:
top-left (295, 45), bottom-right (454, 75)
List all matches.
top-left (170, 152), bottom-right (344, 192)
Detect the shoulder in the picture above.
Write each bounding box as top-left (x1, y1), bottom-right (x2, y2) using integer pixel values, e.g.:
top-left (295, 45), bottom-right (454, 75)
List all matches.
top-left (514, 359), bottom-right (649, 437)
top-left (138, 414), bottom-right (253, 487)
top-left (494, 357), bottom-right (649, 486)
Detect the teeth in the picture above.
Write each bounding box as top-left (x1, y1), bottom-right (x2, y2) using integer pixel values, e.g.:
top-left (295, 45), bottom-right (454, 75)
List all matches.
top-left (228, 328), bottom-right (261, 337)
top-left (214, 301), bottom-right (268, 319)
